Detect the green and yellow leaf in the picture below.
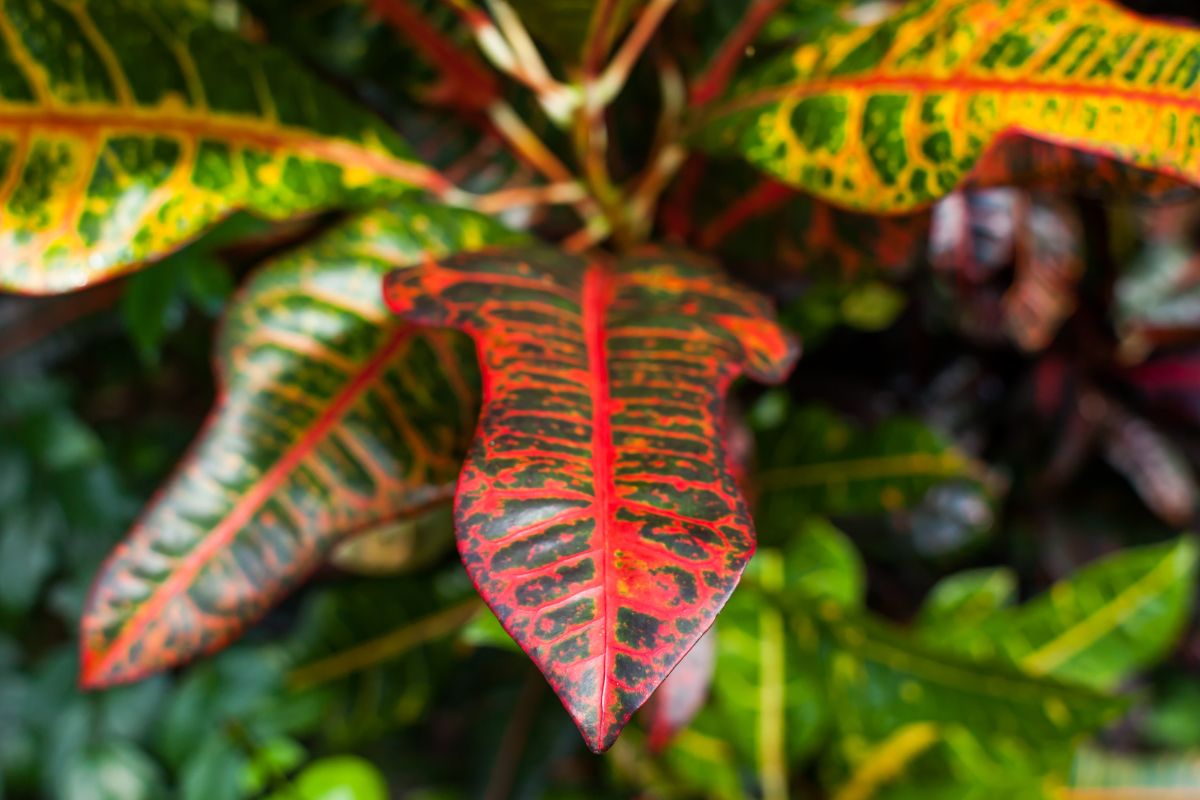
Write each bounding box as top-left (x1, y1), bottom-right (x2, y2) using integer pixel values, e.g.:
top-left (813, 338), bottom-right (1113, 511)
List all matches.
top-left (755, 404), bottom-right (984, 527)
top-left (0, 0), bottom-right (445, 294)
top-left (813, 604), bottom-right (1124, 791)
top-left (939, 537), bottom-right (1199, 691)
top-left (698, 0), bottom-right (1200, 213)
top-left (80, 201), bottom-right (524, 688)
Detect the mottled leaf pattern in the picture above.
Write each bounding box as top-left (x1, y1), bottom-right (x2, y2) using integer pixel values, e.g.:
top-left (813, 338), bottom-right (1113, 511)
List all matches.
top-left (0, 0), bottom-right (444, 294)
top-left (383, 246), bottom-right (798, 752)
top-left (700, 0), bottom-right (1200, 212)
top-left (80, 202), bottom-right (524, 687)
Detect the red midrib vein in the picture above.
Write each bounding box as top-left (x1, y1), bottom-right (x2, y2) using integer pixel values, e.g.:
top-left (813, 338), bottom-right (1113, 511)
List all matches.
top-left (582, 264), bottom-right (616, 741)
top-left (83, 326), bottom-right (416, 685)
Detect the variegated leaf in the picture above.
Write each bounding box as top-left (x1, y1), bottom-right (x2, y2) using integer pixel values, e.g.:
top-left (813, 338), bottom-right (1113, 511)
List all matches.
top-left (937, 537), bottom-right (1199, 690)
top-left (384, 246), bottom-right (798, 752)
top-left (80, 202), bottom-right (524, 687)
top-left (0, 0), bottom-right (444, 294)
top-left (699, 0), bottom-right (1200, 213)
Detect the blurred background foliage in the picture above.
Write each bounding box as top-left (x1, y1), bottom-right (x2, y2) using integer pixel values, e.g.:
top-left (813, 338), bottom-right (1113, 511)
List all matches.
top-left (4, 0), bottom-right (1200, 797)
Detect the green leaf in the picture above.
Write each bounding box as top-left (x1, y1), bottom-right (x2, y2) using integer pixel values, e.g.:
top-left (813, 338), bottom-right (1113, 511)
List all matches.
top-left (784, 517), bottom-right (866, 608)
top-left (1145, 677), bottom-right (1200, 750)
top-left (712, 547), bottom-right (831, 781)
top-left (61, 741), bottom-right (165, 800)
top-left (120, 214), bottom-right (256, 363)
top-left (265, 756), bottom-right (388, 800)
top-left (915, 567), bottom-right (1017, 633)
top-left (0, 0), bottom-right (445, 294)
top-left (510, 0), bottom-right (641, 66)
top-left (813, 604), bottom-right (1124, 794)
top-left (940, 538), bottom-right (1199, 690)
top-left (755, 404), bottom-right (982, 527)
top-left (330, 506), bottom-right (455, 576)
top-left (81, 201), bottom-right (524, 688)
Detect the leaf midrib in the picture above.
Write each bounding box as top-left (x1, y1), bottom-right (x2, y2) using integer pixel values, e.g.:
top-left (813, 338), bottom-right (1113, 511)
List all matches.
top-left (82, 326), bottom-right (418, 685)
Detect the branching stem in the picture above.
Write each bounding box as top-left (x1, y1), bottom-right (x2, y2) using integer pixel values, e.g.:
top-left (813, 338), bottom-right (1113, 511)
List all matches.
top-left (690, 0), bottom-right (784, 106)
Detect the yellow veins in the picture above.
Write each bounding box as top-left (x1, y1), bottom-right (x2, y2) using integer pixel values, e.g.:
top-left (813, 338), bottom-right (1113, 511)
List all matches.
top-left (1020, 547), bottom-right (1192, 679)
top-left (757, 452), bottom-right (968, 490)
top-left (832, 722), bottom-right (940, 800)
top-left (758, 551), bottom-right (788, 800)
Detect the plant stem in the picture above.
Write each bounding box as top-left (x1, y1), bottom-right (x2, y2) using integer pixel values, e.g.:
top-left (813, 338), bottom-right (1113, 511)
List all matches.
top-left (472, 182), bottom-right (588, 213)
top-left (483, 669), bottom-right (543, 800)
top-left (627, 55), bottom-right (686, 241)
top-left (590, 0), bottom-right (678, 111)
top-left (487, 101), bottom-right (575, 183)
top-left (370, 0), bottom-right (499, 110)
top-left (699, 178), bottom-right (793, 248)
top-left (445, 0), bottom-right (579, 123)
top-left (690, 0), bottom-right (784, 106)
top-left (287, 597), bottom-right (483, 689)
top-left (581, 0), bottom-right (623, 76)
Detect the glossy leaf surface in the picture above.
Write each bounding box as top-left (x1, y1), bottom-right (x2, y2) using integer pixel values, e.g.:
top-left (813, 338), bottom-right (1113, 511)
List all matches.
top-left (384, 246), bottom-right (798, 752)
top-left (939, 538), bottom-right (1199, 690)
top-left (81, 202), bottom-right (523, 688)
top-left (0, 0), bottom-right (443, 294)
top-left (699, 0), bottom-right (1200, 213)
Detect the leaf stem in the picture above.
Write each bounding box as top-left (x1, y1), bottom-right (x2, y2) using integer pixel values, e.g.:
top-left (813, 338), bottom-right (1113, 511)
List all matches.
top-left (470, 181), bottom-right (588, 213)
top-left (589, 0), bottom-right (678, 111)
top-left (699, 178), bottom-right (793, 249)
top-left (444, 0), bottom-right (579, 123)
top-left (626, 55), bottom-right (687, 241)
top-left (369, 0), bottom-right (499, 110)
top-left (287, 597), bottom-right (483, 689)
top-left (487, 101), bottom-right (575, 183)
top-left (690, 0), bottom-right (784, 106)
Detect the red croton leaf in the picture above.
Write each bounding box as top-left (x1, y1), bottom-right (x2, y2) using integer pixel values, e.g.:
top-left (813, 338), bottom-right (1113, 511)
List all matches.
top-left (383, 246), bottom-right (798, 752)
top-left (79, 203), bottom-right (520, 688)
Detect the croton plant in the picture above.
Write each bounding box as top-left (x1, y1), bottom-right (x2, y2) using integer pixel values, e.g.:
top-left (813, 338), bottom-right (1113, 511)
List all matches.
top-left (6, 0), bottom-right (1200, 784)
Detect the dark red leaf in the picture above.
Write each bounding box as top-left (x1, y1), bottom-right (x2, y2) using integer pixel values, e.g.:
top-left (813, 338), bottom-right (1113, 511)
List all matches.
top-left (383, 246), bottom-right (798, 752)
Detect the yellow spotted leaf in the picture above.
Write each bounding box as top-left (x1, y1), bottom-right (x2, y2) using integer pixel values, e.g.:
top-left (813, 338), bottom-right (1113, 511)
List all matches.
top-left (0, 0), bottom-right (445, 294)
top-left (698, 0), bottom-right (1200, 213)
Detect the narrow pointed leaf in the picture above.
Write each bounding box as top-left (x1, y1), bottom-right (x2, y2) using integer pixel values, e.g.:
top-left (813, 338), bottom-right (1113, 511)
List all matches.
top-left (80, 202), bottom-right (524, 688)
top-left (0, 0), bottom-right (444, 294)
top-left (940, 537), bottom-right (1199, 690)
top-left (383, 246), bottom-right (798, 752)
top-left (699, 0), bottom-right (1200, 213)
